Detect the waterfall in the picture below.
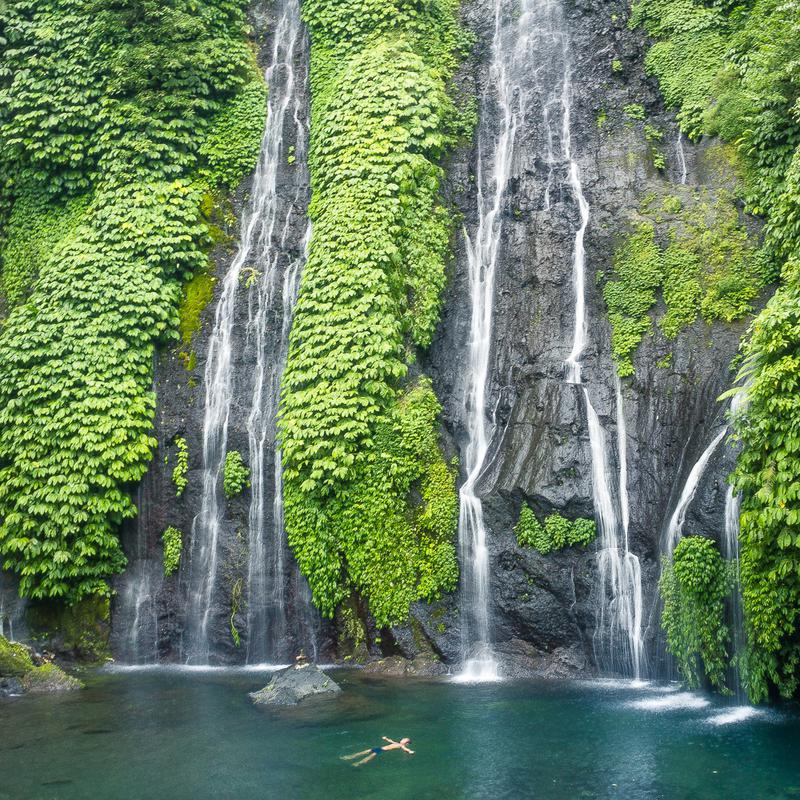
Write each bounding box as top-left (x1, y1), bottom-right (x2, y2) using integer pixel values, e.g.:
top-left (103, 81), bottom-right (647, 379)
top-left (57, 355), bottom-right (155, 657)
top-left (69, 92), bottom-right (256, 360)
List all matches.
top-left (115, 359), bottom-right (162, 664)
top-left (664, 428), bottom-right (727, 556)
top-left (118, 476), bottom-right (162, 663)
top-left (675, 133), bottom-right (688, 185)
top-left (722, 390), bottom-right (748, 697)
top-left (242, 1), bottom-right (315, 663)
top-left (533, 0), bottom-right (646, 677)
top-left (724, 484), bottom-right (745, 697)
top-left (0, 573), bottom-right (27, 643)
top-left (592, 376), bottom-right (645, 678)
top-left (245, 219), bottom-right (316, 664)
top-left (458, 0), bottom-right (572, 681)
top-left (183, 0), bottom-right (312, 664)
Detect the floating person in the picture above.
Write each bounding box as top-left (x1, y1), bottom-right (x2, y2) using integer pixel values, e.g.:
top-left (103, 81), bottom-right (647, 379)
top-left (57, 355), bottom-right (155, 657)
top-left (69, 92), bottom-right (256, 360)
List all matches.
top-left (341, 737), bottom-right (415, 766)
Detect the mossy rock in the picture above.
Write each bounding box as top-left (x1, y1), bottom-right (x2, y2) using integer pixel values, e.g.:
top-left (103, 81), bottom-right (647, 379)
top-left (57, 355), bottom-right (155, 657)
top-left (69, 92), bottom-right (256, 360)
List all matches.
top-left (0, 635), bottom-right (34, 677)
top-left (26, 596), bottom-right (111, 663)
top-left (20, 662), bottom-right (83, 694)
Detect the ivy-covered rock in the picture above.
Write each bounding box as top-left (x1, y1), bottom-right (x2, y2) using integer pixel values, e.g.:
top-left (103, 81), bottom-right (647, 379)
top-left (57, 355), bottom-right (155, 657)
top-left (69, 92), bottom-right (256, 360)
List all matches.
top-left (278, 1), bottom-right (470, 626)
top-left (0, 635), bottom-right (34, 677)
top-left (0, 0), bottom-right (265, 602)
top-left (0, 635), bottom-right (82, 695)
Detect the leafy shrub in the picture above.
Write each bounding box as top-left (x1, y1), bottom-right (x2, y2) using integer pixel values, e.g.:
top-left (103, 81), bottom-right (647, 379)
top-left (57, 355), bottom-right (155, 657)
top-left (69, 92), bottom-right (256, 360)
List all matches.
top-left (623, 103), bottom-right (647, 120)
top-left (515, 506), bottom-right (597, 554)
top-left (223, 451), bottom-right (250, 500)
top-left (278, 1), bottom-right (468, 624)
top-left (162, 527), bottom-right (183, 577)
top-left (660, 536), bottom-right (731, 692)
top-left (172, 438), bottom-right (189, 499)
top-left (284, 380), bottom-right (459, 626)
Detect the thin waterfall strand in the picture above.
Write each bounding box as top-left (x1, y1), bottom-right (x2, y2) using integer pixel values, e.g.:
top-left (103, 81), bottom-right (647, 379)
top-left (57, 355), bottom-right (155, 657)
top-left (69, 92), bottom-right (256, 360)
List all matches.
top-left (664, 428), bottom-right (727, 556)
top-left (676, 133), bottom-right (688, 185)
top-left (184, 0), bottom-right (306, 664)
top-left (554, 0), bottom-right (644, 678)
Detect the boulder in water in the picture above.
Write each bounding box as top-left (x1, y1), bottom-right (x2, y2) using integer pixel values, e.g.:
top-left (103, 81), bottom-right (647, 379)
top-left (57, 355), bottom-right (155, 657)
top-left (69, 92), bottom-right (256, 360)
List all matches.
top-left (0, 635), bottom-right (83, 695)
top-left (249, 663), bottom-right (341, 706)
top-left (0, 676), bottom-right (24, 697)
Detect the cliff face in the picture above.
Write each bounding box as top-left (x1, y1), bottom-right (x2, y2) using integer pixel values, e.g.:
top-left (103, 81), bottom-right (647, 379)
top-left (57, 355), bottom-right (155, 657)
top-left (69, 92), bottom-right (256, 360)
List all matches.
top-left (109, 0), bottom-right (757, 672)
top-left (405, 0), bottom-right (755, 674)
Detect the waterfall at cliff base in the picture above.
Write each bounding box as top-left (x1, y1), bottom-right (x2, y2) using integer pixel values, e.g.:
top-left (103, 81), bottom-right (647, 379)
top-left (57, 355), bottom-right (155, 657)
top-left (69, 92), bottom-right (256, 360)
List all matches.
top-left (457, 0), bottom-right (559, 682)
top-left (183, 0), bottom-right (317, 664)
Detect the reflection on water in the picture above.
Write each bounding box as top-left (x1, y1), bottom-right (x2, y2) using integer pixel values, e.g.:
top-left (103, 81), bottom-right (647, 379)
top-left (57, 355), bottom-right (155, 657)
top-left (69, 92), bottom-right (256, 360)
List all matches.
top-left (0, 672), bottom-right (798, 800)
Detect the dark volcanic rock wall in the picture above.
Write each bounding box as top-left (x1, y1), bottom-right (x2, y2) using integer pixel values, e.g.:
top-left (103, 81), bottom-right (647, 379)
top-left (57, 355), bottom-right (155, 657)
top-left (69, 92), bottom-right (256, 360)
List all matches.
top-left (408, 0), bottom-right (753, 677)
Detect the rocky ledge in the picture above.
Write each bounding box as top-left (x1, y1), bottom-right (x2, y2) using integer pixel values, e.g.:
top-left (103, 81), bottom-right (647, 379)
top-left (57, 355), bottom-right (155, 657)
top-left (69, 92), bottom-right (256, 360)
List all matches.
top-left (249, 663), bottom-right (341, 706)
top-left (362, 654), bottom-right (449, 678)
top-left (0, 635), bottom-right (83, 697)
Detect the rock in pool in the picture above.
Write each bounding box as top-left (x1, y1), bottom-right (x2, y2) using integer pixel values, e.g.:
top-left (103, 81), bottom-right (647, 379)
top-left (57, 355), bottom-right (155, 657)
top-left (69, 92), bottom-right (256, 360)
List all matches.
top-left (249, 663), bottom-right (341, 706)
top-left (0, 635), bottom-right (83, 696)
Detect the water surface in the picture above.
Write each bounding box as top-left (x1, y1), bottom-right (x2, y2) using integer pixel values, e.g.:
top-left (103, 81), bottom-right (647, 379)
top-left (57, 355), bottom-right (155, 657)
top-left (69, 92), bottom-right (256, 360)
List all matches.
top-left (1, 670), bottom-right (798, 799)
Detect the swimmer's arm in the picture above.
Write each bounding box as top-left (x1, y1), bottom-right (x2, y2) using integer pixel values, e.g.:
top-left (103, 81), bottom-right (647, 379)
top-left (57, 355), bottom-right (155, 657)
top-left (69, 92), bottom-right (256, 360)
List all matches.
top-left (382, 737), bottom-right (398, 745)
top-left (402, 746), bottom-right (415, 755)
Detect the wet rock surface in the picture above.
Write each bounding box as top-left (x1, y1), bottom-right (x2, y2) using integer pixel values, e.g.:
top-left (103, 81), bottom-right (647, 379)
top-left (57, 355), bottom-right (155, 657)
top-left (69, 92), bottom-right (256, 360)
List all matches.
top-left (419, 0), bottom-right (757, 673)
top-left (363, 655), bottom-right (449, 678)
top-left (0, 676), bottom-right (23, 697)
top-left (249, 664), bottom-right (341, 706)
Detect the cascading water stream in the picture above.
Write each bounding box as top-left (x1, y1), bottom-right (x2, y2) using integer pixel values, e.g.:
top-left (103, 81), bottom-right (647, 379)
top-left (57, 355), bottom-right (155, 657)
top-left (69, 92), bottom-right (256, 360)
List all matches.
top-left (0, 573), bottom-right (26, 643)
top-left (456, 0), bottom-right (525, 682)
top-left (675, 133), bottom-right (688, 185)
top-left (544, 0), bottom-right (644, 678)
top-left (183, 0), bottom-right (311, 664)
top-left (245, 219), bottom-right (316, 664)
top-left (664, 427), bottom-right (727, 556)
top-left (721, 390), bottom-right (747, 696)
top-left (242, 5), bottom-right (316, 663)
top-left (121, 476), bottom-right (161, 663)
top-left (724, 483), bottom-right (745, 697)
top-left (114, 359), bottom-right (162, 664)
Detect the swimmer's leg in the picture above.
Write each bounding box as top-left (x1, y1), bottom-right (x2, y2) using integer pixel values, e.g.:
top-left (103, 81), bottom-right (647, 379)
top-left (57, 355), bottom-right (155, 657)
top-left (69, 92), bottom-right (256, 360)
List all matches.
top-left (353, 752), bottom-right (378, 767)
top-left (340, 749), bottom-right (371, 761)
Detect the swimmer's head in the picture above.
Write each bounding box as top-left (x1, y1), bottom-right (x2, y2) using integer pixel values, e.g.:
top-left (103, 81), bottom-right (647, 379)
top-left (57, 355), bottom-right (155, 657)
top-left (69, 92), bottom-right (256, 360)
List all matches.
top-left (401, 738), bottom-right (411, 745)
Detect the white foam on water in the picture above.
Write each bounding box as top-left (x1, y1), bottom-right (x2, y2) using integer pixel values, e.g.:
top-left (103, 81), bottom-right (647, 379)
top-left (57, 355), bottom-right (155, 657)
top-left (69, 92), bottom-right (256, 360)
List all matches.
top-left (577, 679), bottom-right (682, 694)
top-left (103, 663), bottom-right (290, 675)
top-left (627, 691), bottom-right (710, 711)
top-left (451, 658), bottom-right (502, 684)
top-left (706, 706), bottom-right (766, 726)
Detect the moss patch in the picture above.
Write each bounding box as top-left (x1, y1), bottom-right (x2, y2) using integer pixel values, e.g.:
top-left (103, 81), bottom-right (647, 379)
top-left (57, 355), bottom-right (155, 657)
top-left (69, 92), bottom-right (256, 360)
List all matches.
top-left (0, 635), bottom-right (35, 676)
top-left (603, 189), bottom-right (771, 376)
